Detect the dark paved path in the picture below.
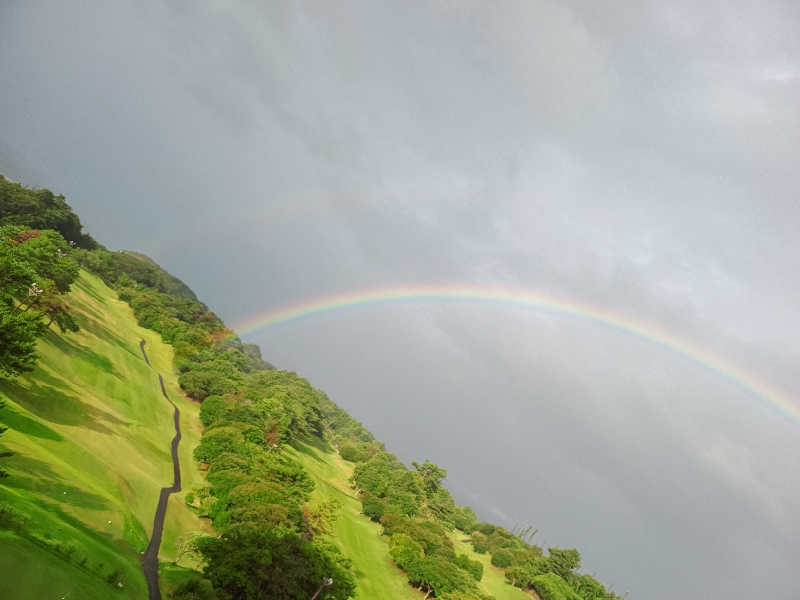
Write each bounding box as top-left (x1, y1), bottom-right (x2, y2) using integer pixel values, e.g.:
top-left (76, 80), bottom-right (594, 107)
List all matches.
top-left (139, 339), bottom-right (182, 600)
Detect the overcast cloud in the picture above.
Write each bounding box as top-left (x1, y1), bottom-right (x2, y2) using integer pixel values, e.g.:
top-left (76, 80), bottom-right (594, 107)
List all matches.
top-left (2, 1), bottom-right (799, 597)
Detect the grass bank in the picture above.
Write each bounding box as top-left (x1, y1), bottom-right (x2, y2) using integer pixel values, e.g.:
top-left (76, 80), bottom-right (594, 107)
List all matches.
top-left (0, 271), bottom-right (207, 599)
top-left (289, 440), bottom-right (533, 600)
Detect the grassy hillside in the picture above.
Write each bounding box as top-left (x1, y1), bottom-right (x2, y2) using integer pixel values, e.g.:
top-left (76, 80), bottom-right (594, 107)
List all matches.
top-left (287, 440), bottom-right (533, 600)
top-left (0, 269), bottom-right (507, 600)
top-left (0, 271), bottom-right (207, 599)
top-left (447, 532), bottom-right (535, 600)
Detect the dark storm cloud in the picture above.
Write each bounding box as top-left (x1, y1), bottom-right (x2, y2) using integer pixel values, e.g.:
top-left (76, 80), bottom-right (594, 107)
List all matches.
top-left (1, 1), bottom-right (799, 598)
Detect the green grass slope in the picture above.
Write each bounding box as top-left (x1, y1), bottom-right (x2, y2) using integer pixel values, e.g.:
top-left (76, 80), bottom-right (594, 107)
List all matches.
top-left (288, 441), bottom-right (533, 600)
top-left (0, 271), bottom-right (206, 599)
top-left (286, 441), bottom-right (424, 600)
top-left (448, 532), bottom-right (535, 600)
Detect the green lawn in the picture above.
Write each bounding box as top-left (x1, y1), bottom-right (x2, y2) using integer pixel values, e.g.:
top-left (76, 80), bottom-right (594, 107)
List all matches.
top-left (287, 441), bottom-right (425, 600)
top-left (447, 532), bottom-right (535, 600)
top-left (0, 271), bottom-right (207, 599)
top-left (288, 440), bottom-right (535, 600)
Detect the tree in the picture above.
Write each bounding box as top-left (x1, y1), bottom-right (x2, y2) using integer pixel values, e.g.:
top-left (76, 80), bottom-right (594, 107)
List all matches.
top-left (360, 493), bottom-right (385, 522)
top-left (41, 295), bottom-right (79, 332)
top-left (454, 554), bottom-right (483, 581)
top-left (389, 533), bottom-right (424, 570)
top-left (169, 576), bottom-right (215, 599)
top-left (470, 531), bottom-right (489, 554)
top-left (199, 395), bottom-right (228, 426)
top-left (547, 547), bottom-right (581, 579)
top-left (305, 499), bottom-right (342, 537)
top-left (339, 443), bottom-right (366, 462)
top-left (491, 548), bottom-right (514, 568)
top-left (195, 528), bottom-right (355, 600)
top-left (0, 303), bottom-right (44, 377)
top-left (180, 370), bottom-right (218, 401)
top-left (530, 573), bottom-right (582, 600)
top-left (0, 175), bottom-right (98, 248)
top-left (568, 573), bottom-right (616, 599)
top-left (0, 225), bottom-right (79, 376)
top-left (2, 227), bottom-right (79, 294)
top-left (412, 459), bottom-right (447, 496)
top-left (407, 555), bottom-right (476, 600)
top-left (452, 505), bottom-right (478, 533)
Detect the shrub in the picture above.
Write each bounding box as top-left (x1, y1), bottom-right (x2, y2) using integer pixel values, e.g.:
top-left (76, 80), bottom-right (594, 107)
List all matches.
top-left (452, 505), bottom-right (478, 533)
top-left (361, 494), bottom-right (385, 522)
top-left (490, 548), bottom-right (513, 568)
top-left (530, 573), bottom-right (582, 600)
top-left (389, 533), bottom-right (423, 570)
top-left (170, 577), bottom-right (216, 599)
top-left (471, 531), bottom-right (489, 554)
top-left (454, 553), bottom-right (483, 581)
top-left (193, 427), bottom-right (243, 462)
top-left (547, 547), bottom-right (581, 579)
top-left (339, 443), bottom-right (366, 462)
top-left (199, 395), bottom-right (227, 426)
top-left (474, 522), bottom-right (496, 535)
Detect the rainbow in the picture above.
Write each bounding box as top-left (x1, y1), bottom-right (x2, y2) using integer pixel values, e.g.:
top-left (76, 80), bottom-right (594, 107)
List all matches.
top-left (230, 284), bottom-right (799, 425)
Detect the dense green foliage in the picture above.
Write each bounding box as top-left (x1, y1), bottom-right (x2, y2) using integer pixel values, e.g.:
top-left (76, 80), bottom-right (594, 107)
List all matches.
top-left (0, 175), bottom-right (98, 248)
top-left (530, 573), bottom-right (584, 600)
top-left (0, 225), bottom-right (80, 376)
top-left (0, 173), bottom-right (192, 299)
top-left (194, 528), bottom-right (355, 600)
top-left (176, 343), bottom-right (356, 597)
top-left (75, 248), bottom-right (199, 300)
top-left (0, 176), bottom-right (87, 377)
top-left (503, 547), bottom-right (621, 599)
top-left (99, 230), bottom-right (357, 596)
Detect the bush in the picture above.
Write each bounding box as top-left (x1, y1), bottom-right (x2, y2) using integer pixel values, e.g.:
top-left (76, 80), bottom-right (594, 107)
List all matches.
top-left (169, 577), bottom-right (216, 599)
top-left (452, 505), bottom-right (478, 533)
top-left (195, 528), bottom-right (355, 600)
top-left (454, 553), bottom-right (483, 581)
top-left (339, 443), bottom-right (367, 462)
top-left (389, 533), bottom-right (423, 570)
top-left (474, 522), bottom-right (496, 535)
top-left (530, 573), bottom-right (582, 600)
top-left (471, 531), bottom-right (489, 554)
top-left (193, 427), bottom-right (244, 462)
top-left (361, 494), bottom-right (385, 522)
top-left (406, 555), bottom-right (477, 598)
top-left (547, 547), bottom-right (581, 579)
top-left (490, 548), bottom-right (513, 568)
top-left (199, 395), bottom-right (227, 426)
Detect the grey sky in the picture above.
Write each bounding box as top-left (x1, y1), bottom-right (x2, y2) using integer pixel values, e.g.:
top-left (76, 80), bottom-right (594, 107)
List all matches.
top-left (1, 1), bottom-right (799, 597)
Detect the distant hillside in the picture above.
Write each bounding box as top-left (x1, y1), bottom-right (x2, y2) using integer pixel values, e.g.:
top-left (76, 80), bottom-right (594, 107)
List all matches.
top-left (0, 174), bottom-right (98, 249)
top-left (112, 250), bottom-right (199, 301)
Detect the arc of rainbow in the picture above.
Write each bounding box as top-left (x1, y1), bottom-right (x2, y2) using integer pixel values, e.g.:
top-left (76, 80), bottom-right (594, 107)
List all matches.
top-left (230, 284), bottom-right (798, 425)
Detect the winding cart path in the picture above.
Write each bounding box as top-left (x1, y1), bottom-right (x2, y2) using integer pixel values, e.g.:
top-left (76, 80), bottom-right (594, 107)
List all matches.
top-left (139, 339), bottom-right (182, 600)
